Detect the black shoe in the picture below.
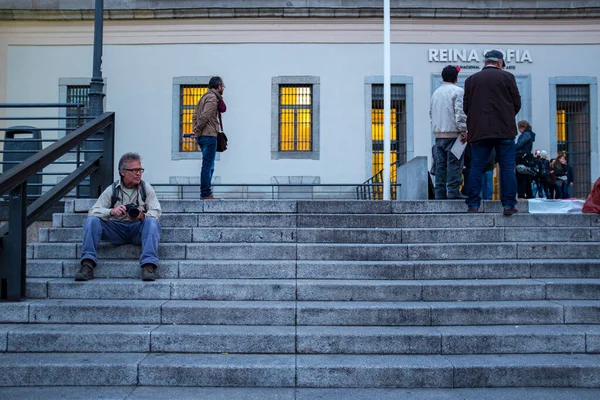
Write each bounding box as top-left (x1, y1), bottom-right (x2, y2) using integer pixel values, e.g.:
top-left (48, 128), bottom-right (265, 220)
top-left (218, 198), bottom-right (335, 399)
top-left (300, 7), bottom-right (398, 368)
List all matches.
top-left (141, 264), bottom-right (159, 281)
top-left (503, 207), bottom-right (519, 216)
top-left (467, 207), bottom-right (479, 213)
top-left (74, 262), bottom-right (94, 281)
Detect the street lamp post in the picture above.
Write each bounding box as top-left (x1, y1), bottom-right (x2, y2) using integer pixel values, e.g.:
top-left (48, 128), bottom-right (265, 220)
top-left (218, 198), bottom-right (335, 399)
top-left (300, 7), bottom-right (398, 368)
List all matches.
top-left (89, 0), bottom-right (105, 116)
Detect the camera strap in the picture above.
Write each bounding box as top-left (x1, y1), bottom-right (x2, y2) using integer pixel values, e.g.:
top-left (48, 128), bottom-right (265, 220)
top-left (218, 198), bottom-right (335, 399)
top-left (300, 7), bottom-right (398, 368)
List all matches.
top-left (110, 180), bottom-right (147, 209)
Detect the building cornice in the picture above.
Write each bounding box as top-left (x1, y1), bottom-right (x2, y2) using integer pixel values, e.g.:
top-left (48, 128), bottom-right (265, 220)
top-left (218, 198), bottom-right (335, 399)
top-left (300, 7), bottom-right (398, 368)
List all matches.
top-left (1, 0), bottom-right (600, 21)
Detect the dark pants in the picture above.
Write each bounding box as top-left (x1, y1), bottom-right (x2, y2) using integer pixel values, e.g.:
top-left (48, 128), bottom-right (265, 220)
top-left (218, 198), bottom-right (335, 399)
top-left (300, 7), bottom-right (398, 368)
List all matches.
top-left (517, 172), bottom-right (533, 198)
top-left (467, 139), bottom-right (517, 210)
top-left (434, 138), bottom-right (464, 199)
top-left (198, 136), bottom-right (217, 198)
top-left (549, 183), bottom-right (562, 199)
top-left (81, 217), bottom-right (161, 267)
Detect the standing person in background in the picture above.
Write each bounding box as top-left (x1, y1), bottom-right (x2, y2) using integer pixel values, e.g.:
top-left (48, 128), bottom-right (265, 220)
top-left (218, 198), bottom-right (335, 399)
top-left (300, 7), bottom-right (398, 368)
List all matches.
top-left (549, 157), bottom-right (565, 199)
top-left (463, 50), bottom-right (521, 215)
top-left (430, 65), bottom-right (468, 200)
top-left (536, 150), bottom-right (550, 198)
top-left (192, 76), bottom-right (226, 200)
top-left (559, 155), bottom-right (575, 199)
top-left (515, 120), bottom-right (536, 199)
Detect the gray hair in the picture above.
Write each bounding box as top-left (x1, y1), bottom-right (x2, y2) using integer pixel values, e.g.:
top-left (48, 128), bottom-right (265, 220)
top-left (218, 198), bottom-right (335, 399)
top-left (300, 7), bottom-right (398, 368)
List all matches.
top-left (118, 152), bottom-right (141, 172)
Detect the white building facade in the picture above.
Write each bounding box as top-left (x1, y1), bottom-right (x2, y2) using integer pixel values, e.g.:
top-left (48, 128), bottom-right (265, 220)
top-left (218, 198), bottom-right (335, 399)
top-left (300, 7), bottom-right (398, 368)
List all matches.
top-left (1, 1), bottom-right (599, 197)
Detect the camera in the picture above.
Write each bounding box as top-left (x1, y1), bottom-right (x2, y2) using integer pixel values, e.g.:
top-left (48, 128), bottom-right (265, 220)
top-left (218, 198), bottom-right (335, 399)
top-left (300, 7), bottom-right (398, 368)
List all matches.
top-left (124, 203), bottom-right (141, 219)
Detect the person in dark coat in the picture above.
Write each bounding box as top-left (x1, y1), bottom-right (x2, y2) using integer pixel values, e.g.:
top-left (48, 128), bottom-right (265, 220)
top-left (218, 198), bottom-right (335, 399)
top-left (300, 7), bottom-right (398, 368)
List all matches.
top-left (463, 50), bottom-right (521, 215)
top-left (515, 120), bottom-right (536, 199)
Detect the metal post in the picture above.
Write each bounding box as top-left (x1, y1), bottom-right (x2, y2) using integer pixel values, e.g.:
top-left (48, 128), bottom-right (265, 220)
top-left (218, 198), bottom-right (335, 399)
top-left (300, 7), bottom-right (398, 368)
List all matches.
top-left (85, 0), bottom-right (106, 198)
top-left (88, 0), bottom-right (105, 116)
top-left (0, 183), bottom-right (27, 301)
top-left (383, 0), bottom-right (391, 200)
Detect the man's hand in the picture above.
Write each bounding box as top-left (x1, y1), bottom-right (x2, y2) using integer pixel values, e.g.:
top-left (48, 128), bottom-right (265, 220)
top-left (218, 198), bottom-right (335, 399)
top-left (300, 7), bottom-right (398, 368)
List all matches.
top-left (110, 205), bottom-right (126, 217)
top-left (459, 132), bottom-right (468, 144)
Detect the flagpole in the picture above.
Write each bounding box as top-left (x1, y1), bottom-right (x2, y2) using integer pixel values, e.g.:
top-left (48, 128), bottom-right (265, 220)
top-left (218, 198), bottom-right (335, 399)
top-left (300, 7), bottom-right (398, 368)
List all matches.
top-left (383, 0), bottom-right (391, 200)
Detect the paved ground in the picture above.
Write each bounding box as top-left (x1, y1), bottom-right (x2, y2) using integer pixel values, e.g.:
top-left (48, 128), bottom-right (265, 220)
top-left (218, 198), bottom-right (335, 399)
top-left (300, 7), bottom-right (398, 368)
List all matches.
top-left (1, 387), bottom-right (600, 399)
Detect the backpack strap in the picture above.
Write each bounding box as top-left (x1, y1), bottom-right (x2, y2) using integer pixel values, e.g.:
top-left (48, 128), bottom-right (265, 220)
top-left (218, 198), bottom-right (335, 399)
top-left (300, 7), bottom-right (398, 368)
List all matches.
top-left (139, 180), bottom-right (147, 204)
top-left (109, 181), bottom-right (120, 209)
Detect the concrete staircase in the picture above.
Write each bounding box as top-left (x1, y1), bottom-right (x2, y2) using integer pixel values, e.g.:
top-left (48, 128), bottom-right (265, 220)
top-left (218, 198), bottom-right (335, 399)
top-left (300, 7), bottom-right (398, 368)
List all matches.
top-left (2, 199), bottom-right (600, 389)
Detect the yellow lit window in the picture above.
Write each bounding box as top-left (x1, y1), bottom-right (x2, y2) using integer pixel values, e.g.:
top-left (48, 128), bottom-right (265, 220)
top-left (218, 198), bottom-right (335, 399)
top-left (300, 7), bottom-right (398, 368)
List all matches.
top-left (180, 85), bottom-right (208, 152)
top-left (279, 85), bottom-right (312, 151)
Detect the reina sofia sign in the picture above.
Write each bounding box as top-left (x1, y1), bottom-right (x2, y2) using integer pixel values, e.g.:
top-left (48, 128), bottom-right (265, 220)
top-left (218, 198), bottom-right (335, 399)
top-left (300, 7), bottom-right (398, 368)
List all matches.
top-left (428, 48), bottom-right (533, 64)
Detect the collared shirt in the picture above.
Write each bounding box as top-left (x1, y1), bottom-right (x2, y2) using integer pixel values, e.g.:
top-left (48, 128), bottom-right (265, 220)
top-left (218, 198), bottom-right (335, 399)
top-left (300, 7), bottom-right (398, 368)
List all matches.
top-left (88, 180), bottom-right (161, 222)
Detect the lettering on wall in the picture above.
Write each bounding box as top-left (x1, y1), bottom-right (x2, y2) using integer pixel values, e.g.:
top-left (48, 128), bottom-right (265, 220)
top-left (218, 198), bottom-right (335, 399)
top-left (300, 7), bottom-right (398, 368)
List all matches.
top-left (428, 48), bottom-right (533, 70)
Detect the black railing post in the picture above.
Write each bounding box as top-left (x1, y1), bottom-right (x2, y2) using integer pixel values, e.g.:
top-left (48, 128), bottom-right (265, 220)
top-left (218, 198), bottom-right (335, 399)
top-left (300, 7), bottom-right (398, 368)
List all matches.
top-left (0, 183), bottom-right (27, 301)
top-left (89, 117), bottom-right (114, 197)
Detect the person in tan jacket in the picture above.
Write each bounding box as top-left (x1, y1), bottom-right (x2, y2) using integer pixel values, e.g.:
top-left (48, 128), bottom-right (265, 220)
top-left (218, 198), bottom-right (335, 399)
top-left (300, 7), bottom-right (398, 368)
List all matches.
top-left (192, 76), bottom-right (226, 200)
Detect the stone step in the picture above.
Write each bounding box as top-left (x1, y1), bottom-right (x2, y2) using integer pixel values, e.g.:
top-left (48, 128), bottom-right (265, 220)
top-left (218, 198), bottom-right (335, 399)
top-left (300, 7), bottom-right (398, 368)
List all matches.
top-left (138, 353), bottom-right (295, 387)
top-left (25, 259), bottom-right (600, 280)
top-left (1, 324), bottom-right (295, 354)
top-left (0, 300), bottom-right (295, 325)
top-left (297, 259), bottom-right (600, 280)
top-left (39, 225), bottom-right (600, 244)
top-left (30, 243), bottom-right (297, 260)
top-left (2, 324), bottom-right (599, 355)
top-left (70, 199), bottom-right (298, 214)
top-left (24, 278), bottom-right (600, 302)
top-left (3, 387), bottom-right (600, 400)
top-left (297, 213), bottom-right (595, 228)
top-left (53, 211), bottom-right (597, 230)
top-left (295, 354), bottom-right (600, 388)
top-left (161, 301), bottom-right (295, 325)
top-left (53, 213), bottom-right (298, 228)
top-left (68, 199), bottom-right (532, 215)
top-left (295, 243), bottom-right (600, 261)
top-left (296, 300), bottom-right (567, 326)
top-left (296, 325), bottom-right (589, 355)
top-left (6, 300), bottom-right (596, 326)
top-left (36, 279), bottom-right (295, 301)
top-left (0, 353), bottom-right (145, 386)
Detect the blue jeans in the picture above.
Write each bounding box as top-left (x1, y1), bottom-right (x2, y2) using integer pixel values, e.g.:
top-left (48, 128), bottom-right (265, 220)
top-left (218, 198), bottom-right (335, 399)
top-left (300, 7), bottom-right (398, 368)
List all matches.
top-left (481, 170), bottom-right (494, 200)
top-left (467, 139), bottom-right (517, 209)
top-left (81, 217), bottom-right (161, 267)
top-left (198, 136), bottom-right (217, 197)
top-left (434, 138), bottom-right (464, 199)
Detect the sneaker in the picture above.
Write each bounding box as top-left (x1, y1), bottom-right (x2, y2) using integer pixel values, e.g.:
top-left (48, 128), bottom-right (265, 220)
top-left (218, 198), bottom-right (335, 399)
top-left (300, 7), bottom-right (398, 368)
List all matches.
top-left (467, 207), bottom-right (479, 213)
top-left (200, 195), bottom-right (219, 200)
top-left (503, 207), bottom-right (519, 216)
top-left (74, 262), bottom-right (94, 281)
top-left (141, 264), bottom-right (159, 281)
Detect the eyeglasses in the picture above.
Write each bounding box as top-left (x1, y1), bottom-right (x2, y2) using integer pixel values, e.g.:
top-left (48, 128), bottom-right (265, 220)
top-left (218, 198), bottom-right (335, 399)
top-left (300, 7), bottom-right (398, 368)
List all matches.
top-left (124, 168), bottom-right (144, 174)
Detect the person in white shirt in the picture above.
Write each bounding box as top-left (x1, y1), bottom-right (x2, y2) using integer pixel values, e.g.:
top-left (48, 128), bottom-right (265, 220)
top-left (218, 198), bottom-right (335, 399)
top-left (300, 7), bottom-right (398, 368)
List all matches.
top-left (430, 65), bottom-right (468, 199)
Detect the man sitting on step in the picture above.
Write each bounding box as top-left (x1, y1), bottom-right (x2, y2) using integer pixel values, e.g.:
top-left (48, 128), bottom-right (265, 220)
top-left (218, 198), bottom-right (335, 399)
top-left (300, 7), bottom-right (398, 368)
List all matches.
top-left (75, 152), bottom-right (162, 282)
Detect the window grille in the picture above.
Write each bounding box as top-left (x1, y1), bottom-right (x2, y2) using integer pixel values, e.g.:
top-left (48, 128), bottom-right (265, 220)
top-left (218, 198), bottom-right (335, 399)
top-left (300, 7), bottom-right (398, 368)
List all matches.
top-left (279, 85), bottom-right (312, 151)
top-left (371, 84), bottom-right (407, 176)
top-left (180, 85), bottom-right (208, 152)
top-left (556, 85), bottom-right (591, 198)
top-left (66, 85), bottom-right (89, 130)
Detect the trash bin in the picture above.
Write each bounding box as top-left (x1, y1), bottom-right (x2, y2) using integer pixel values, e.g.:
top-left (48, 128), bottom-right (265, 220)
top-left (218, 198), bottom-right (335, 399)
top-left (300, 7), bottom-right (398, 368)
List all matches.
top-left (2, 126), bottom-right (42, 198)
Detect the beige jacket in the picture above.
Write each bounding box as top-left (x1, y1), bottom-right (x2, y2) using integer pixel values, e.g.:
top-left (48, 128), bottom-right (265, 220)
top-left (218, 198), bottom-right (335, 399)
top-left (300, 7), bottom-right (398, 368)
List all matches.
top-left (192, 88), bottom-right (222, 138)
top-left (88, 180), bottom-right (161, 222)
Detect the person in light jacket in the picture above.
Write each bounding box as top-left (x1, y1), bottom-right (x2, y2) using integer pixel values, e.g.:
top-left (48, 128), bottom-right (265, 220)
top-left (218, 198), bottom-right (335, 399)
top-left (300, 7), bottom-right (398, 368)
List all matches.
top-left (430, 65), bottom-right (468, 199)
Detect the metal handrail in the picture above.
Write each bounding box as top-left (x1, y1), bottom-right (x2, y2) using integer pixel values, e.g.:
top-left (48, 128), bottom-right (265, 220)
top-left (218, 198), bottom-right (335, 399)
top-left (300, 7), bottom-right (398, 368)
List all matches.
top-left (0, 111), bottom-right (115, 301)
top-left (0, 112), bottom-right (113, 196)
top-left (357, 160), bottom-right (402, 200)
